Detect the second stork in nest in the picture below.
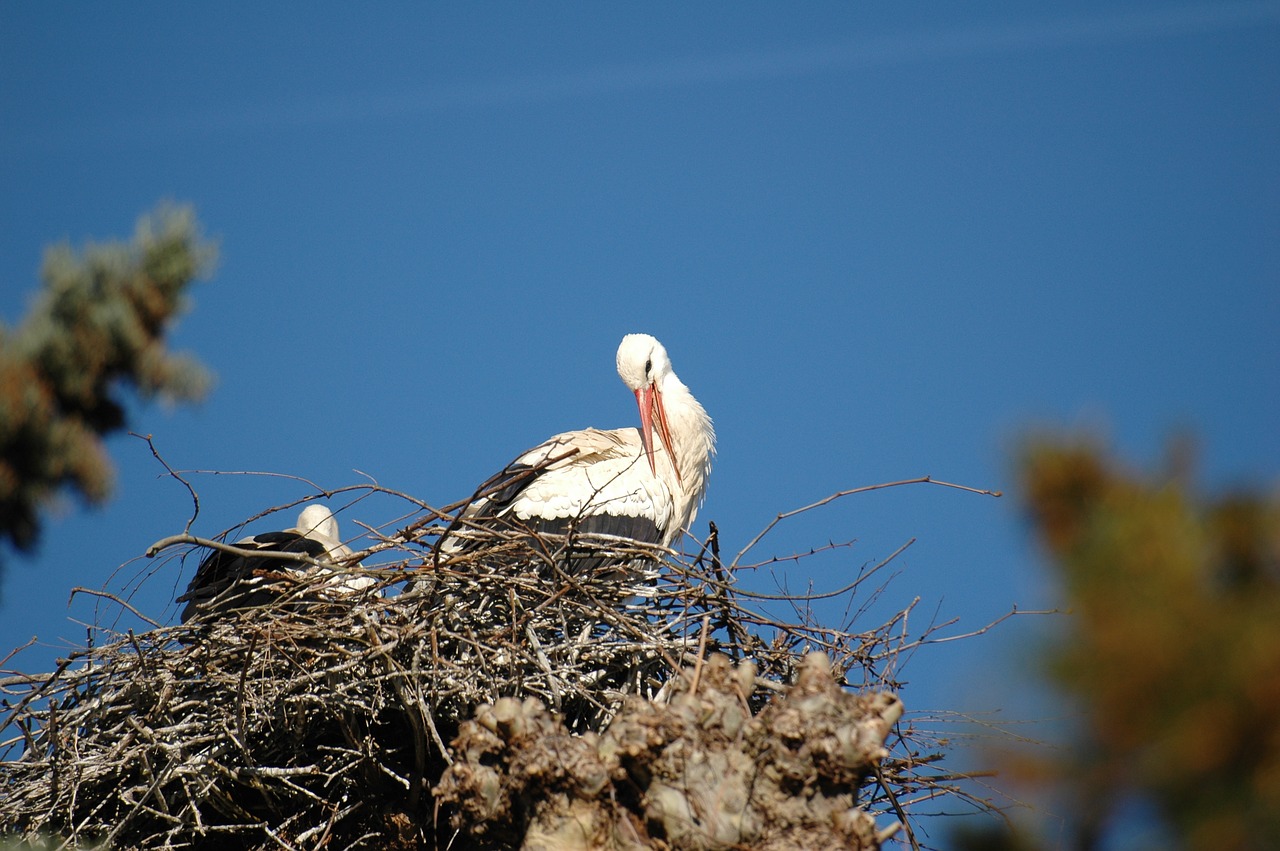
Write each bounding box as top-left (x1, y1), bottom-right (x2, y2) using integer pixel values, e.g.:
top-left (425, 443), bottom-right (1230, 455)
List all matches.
top-left (178, 504), bottom-right (371, 624)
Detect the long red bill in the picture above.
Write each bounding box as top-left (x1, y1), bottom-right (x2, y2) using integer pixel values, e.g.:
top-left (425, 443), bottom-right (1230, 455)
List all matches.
top-left (635, 387), bottom-right (657, 476)
top-left (635, 384), bottom-right (683, 487)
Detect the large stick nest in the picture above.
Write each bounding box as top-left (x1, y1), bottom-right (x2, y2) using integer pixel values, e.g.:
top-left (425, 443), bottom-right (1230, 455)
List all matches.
top-left (1, 488), bottom-right (981, 850)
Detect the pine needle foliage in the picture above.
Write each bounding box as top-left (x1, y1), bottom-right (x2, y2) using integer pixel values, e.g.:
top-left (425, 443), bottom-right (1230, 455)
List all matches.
top-left (0, 206), bottom-right (215, 557)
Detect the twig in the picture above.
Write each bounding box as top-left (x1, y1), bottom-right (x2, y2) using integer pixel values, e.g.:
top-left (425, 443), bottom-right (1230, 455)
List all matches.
top-left (145, 533), bottom-right (323, 566)
top-left (689, 615), bottom-right (712, 695)
top-left (68, 587), bottom-right (163, 629)
top-left (732, 476), bottom-right (1001, 567)
top-left (0, 636), bottom-right (39, 671)
top-left (131, 432), bottom-right (201, 534)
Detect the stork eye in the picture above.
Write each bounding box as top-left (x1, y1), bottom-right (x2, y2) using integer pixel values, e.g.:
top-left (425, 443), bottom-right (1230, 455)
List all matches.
top-left (644, 358), bottom-right (652, 375)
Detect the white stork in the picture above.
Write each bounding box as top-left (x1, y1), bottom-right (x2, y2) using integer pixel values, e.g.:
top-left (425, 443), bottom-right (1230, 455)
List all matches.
top-left (440, 333), bottom-right (715, 564)
top-left (178, 504), bottom-right (372, 623)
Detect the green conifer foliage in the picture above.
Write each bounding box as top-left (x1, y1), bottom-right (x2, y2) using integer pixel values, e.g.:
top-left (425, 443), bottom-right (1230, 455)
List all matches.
top-left (0, 205), bottom-right (214, 556)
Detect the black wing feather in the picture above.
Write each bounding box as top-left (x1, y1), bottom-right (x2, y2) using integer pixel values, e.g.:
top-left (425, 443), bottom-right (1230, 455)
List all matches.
top-left (523, 513), bottom-right (661, 545)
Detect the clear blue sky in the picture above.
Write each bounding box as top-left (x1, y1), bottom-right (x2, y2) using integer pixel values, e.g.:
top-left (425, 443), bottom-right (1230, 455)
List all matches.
top-left (3, 2), bottom-right (1278, 842)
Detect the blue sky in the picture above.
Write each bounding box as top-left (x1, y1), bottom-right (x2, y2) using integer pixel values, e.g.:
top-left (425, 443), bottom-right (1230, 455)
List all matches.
top-left (3, 2), bottom-right (1278, 841)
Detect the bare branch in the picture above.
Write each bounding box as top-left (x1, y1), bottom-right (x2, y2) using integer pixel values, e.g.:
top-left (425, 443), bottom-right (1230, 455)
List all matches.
top-left (144, 534), bottom-right (321, 566)
top-left (67, 587), bottom-right (163, 629)
top-left (733, 476), bottom-right (1002, 568)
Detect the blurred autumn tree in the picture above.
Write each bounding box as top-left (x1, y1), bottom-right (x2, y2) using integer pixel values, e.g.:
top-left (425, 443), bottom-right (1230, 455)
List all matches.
top-left (0, 206), bottom-right (214, 573)
top-left (956, 433), bottom-right (1280, 851)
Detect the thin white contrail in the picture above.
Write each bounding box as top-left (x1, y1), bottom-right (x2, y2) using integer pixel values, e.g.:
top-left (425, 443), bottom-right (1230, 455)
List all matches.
top-left (13, 1), bottom-right (1280, 148)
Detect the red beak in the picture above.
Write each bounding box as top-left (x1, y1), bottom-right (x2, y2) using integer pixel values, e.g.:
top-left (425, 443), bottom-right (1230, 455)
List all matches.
top-left (635, 383), bottom-right (683, 487)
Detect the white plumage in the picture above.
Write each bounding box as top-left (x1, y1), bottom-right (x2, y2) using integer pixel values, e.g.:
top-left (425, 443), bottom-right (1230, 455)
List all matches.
top-left (296, 504), bottom-right (343, 550)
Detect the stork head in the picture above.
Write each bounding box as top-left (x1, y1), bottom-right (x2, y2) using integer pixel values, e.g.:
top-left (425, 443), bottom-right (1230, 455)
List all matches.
top-left (296, 504), bottom-right (340, 543)
top-left (617, 334), bottom-right (682, 486)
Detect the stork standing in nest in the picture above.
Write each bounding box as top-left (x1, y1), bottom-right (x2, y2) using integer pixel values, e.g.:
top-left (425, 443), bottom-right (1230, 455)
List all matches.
top-left (441, 333), bottom-right (715, 566)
